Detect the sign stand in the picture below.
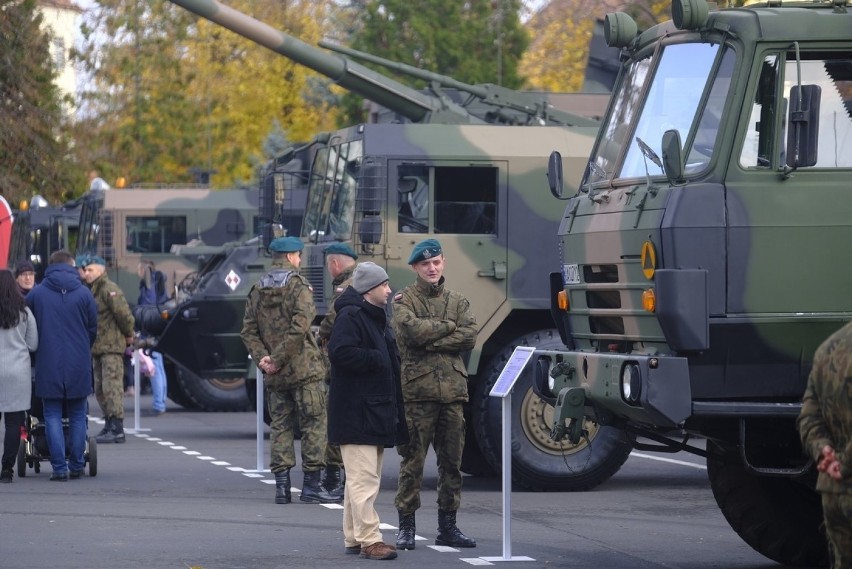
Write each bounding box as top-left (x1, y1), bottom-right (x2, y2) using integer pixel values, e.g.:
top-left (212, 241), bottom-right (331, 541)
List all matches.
top-left (245, 367), bottom-right (269, 473)
top-left (129, 350), bottom-right (151, 433)
top-left (480, 346), bottom-right (536, 563)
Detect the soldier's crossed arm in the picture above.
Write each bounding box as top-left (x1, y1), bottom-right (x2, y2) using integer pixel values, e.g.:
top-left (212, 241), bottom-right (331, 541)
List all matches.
top-left (392, 295), bottom-right (456, 348)
top-left (429, 296), bottom-right (476, 353)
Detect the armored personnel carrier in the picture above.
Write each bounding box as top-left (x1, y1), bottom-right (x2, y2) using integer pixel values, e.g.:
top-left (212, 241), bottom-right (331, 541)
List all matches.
top-left (536, 0), bottom-right (852, 565)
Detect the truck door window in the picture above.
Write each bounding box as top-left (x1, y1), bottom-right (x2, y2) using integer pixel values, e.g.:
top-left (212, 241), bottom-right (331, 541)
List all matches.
top-left (741, 55), bottom-right (780, 169)
top-left (434, 166), bottom-right (497, 235)
top-left (303, 140), bottom-right (363, 240)
top-left (126, 216), bottom-right (187, 253)
top-left (398, 165), bottom-right (429, 233)
top-left (783, 51), bottom-right (852, 168)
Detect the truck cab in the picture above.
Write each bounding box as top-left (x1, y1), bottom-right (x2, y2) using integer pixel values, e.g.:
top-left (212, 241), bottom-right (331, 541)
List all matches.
top-left (536, 0), bottom-right (852, 566)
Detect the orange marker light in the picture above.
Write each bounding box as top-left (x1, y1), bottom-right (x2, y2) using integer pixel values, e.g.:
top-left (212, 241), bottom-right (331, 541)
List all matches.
top-left (557, 290), bottom-right (569, 311)
top-left (642, 289), bottom-right (656, 312)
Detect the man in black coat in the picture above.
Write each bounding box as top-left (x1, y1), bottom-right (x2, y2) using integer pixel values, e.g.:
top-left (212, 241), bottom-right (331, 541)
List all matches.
top-left (327, 262), bottom-right (408, 561)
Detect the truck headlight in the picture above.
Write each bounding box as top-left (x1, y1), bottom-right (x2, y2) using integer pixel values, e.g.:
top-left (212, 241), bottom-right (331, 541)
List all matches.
top-left (621, 363), bottom-right (641, 404)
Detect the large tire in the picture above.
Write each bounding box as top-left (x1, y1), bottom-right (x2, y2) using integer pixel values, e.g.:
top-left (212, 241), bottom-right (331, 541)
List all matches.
top-left (164, 361), bottom-right (199, 410)
top-left (174, 368), bottom-right (251, 412)
top-left (706, 441), bottom-right (828, 567)
top-left (460, 414), bottom-right (497, 477)
top-left (473, 329), bottom-right (633, 491)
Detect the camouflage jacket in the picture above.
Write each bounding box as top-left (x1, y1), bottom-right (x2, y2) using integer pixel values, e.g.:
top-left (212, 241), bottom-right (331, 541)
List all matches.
top-left (240, 259), bottom-right (325, 391)
top-left (392, 276), bottom-right (477, 403)
top-left (90, 273), bottom-right (135, 356)
top-left (797, 320), bottom-right (852, 494)
top-left (318, 263), bottom-right (356, 344)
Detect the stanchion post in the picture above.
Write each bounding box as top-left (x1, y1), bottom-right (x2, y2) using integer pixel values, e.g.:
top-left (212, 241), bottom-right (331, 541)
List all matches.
top-left (256, 367), bottom-right (265, 472)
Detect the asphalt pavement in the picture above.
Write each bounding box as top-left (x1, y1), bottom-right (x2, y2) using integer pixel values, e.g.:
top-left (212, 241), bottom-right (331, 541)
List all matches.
top-left (0, 395), bottom-right (800, 569)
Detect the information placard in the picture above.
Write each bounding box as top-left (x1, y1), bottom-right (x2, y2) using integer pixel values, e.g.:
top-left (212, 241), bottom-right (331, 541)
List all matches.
top-left (489, 346), bottom-right (536, 398)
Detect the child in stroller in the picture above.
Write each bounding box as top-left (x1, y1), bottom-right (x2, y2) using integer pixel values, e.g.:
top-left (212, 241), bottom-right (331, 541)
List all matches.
top-left (17, 394), bottom-right (97, 478)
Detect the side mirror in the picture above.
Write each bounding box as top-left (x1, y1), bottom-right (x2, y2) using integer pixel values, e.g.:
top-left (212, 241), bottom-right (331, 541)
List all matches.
top-left (547, 151), bottom-right (564, 199)
top-left (661, 129), bottom-right (685, 184)
top-left (786, 84), bottom-right (821, 168)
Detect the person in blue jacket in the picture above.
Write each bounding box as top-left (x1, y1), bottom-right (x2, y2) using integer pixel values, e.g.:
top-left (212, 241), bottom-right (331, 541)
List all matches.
top-left (26, 250), bottom-right (98, 480)
top-left (136, 260), bottom-right (168, 415)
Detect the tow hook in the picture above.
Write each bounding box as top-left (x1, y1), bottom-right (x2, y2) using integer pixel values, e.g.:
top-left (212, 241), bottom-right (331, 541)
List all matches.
top-left (550, 386), bottom-right (588, 445)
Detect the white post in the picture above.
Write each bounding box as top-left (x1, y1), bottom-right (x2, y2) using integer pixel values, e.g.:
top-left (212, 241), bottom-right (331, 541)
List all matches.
top-left (255, 367), bottom-right (265, 472)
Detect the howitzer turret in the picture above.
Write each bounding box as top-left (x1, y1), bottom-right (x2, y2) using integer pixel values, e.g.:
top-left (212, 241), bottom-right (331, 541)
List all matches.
top-left (169, 0), bottom-right (597, 127)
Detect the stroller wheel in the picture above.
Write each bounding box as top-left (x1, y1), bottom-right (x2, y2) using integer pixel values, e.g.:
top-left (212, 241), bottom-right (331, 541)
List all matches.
top-left (87, 436), bottom-right (98, 477)
top-left (16, 440), bottom-right (26, 478)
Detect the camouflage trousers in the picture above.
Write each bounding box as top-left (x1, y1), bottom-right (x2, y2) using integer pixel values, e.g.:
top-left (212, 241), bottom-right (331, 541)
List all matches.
top-left (268, 381), bottom-right (328, 475)
top-left (324, 381), bottom-right (343, 467)
top-left (822, 492), bottom-right (852, 569)
top-left (93, 353), bottom-right (125, 419)
top-left (394, 401), bottom-right (465, 514)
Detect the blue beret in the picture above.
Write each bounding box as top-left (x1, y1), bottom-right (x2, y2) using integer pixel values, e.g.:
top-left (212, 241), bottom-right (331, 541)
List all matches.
top-left (407, 238), bottom-right (443, 265)
top-left (324, 242), bottom-right (358, 260)
top-left (75, 255), bottom-right (89, 268)
top-left (268, 236), bottom-right (304, 253)
top-left (87, 255), bottom-right (106, 266)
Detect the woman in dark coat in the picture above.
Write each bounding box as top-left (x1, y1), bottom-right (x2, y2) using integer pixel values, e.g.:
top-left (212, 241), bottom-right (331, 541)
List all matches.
top-left (26, 251), bottom-right (97, 480)
top-left (327, 262), bottom-right (408, 560)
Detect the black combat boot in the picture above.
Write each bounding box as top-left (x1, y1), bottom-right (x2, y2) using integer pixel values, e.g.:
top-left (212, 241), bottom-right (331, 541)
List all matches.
top-left (274, 469), bottom-right (291, 504)
top-left (95, 417), bottom-right (112, 439)
top-left (300, 470), bottom-right (343, 504)
top-left (97, 417), bottom-right (126, 444)
top-left (396, 511), bottom-right (416, 550)
top-left (322, 465), bottom-right (345, 499)
top-left (436, 509), bottom-right (476, 548)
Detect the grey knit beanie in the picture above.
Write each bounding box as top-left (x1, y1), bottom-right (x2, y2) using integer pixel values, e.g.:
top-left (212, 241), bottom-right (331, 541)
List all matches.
top-left (352, 262), bottom-right (389, 294)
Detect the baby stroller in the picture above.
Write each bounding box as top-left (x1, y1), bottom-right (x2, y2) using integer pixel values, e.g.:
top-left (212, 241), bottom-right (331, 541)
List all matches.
top-left (16, 395), bottom-right (98, 478)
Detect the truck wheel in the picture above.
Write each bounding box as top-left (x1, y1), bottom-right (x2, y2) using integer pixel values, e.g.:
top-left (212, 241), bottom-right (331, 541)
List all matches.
top-left (174, 368), bottom-right (252, 412)
top-left (706, 442), bottom-right (828, 567)
top-left (164, 361), bottom-right (199, 410)
top-left (473, 329), bottom-right (633, 491)
top-left (460, 416), bottom-right (497, 477)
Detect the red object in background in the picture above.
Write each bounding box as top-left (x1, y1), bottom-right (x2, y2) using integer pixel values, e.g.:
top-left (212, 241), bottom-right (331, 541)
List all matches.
top-left (0, 196), bottom-right (13, 270)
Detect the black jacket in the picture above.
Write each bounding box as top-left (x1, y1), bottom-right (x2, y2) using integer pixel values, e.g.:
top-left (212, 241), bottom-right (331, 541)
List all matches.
top-left (327, 286), bottom-right (408, 447)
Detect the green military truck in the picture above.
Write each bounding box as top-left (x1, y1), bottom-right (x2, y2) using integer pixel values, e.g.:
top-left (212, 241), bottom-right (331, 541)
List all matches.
top-left (164, 0), bottom-right (624, 484)
top-left (535, 0), bottom-right (852, 565)
top-left (75, 186), bottom-right (259, 410)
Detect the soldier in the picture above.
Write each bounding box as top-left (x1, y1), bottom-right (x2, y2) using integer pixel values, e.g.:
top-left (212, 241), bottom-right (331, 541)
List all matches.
top-left (84, 256), bottom-right (136, 444)
top-left (797, 321), bottom-right (852, 568)
top-left (392, 238), bottom-right (477, 550)
top-left (318, 242), bottom-right (359, 498)
top-left (240, 236), bottom-right (340, 505)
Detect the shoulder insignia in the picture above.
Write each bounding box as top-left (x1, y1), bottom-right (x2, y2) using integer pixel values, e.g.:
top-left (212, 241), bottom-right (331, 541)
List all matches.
top-left (109, 291), bottom-right (117, 297)
top-left (393, 293), bottom-right (403, 302)
top-left (335, 286), bottom-right (345, 293)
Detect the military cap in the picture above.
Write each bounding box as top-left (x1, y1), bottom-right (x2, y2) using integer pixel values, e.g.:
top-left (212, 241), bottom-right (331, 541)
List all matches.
top-left (268, 236), bottom-right (304, 253)
top-left (75, 254), bottom-right (89, 268)
top-left (87, 255), bottom-right (106, 266)
top-left (407, 238), bottom-right (443, 265)
top-left (324, 242), bottom-right (358, 260)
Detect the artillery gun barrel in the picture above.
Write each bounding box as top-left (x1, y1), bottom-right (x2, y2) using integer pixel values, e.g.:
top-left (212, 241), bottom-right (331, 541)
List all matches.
top-left (169, 0), bottom-right (477, 123)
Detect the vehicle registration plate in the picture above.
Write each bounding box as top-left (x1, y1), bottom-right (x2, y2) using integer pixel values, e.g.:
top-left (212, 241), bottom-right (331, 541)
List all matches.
top-left (562, 263), bottom-right (580, 285)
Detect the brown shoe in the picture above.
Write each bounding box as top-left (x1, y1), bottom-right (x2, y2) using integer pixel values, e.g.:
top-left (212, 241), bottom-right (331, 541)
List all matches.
top-left (360, 542), bottom-right (398, 560)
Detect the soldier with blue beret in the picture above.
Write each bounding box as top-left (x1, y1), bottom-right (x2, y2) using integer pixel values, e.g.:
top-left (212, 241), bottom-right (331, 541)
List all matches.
top-left (86, 255), bottom-right (107, 267)
top-left (268, 236), bottom-right (304, 253)
top-left (392, 238), bottom-right (478, 550)
top-left (406, 238), bottom-right (441, 265)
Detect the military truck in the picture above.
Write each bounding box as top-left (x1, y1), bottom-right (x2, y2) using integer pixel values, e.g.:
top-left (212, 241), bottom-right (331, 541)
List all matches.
top-left (163, 0), bottom-right (629, 485)
top-left (7, 196), bottom-right (80, 280)
top-left (75, 186), bottom-right (260, 411)
top-left (535, 0), bottom-right (852, 565)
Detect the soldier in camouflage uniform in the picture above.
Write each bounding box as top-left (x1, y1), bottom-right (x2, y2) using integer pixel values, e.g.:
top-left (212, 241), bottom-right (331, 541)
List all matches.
top-left (240, 236), bottom-right (341, 505)
top-left (797, 321), bottom-right (852, 568)
top-left (318, 242), bottom-right (359, 498)
top-left (392, 239), bottom-right (477, 550)
top-left (84, 256), bottom-right (136, 444)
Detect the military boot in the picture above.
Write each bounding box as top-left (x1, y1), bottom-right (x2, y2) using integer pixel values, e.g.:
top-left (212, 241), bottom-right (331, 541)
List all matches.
top-left (95, 417), bottom-right (112, 439)
top-left (112, 417), bottom-right (126, 443)
top-left (322, 465), bottom-right (345, 499)
top-left (396, 511), bottom-right (416, 550)
top-left (274, 469), bottom-right (291, 504)
top-left (300, 470), bottom-right (343, 504)
top-left (436, 509), bottom-right (476, 548)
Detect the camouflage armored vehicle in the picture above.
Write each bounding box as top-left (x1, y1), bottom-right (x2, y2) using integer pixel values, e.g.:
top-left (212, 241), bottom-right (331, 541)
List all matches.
top-left (535, 0), bottom-right (852, 565)
top-left (164, 0), bottom-right (629, 486)
top-left (75, 186), bottom-right (260, 410)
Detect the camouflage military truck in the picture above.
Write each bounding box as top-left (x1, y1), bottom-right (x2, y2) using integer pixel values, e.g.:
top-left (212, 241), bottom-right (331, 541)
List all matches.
top-left (535, 0), bottom-right (852, 565)
top-left (165, 0), bottom-right (633, 487)
top-left (7, 196), bottom-right (80, 280)
top-left (75, 186), bottom-right (260, 411)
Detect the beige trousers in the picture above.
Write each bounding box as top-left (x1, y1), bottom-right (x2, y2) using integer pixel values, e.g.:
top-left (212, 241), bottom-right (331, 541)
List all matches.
top-left (341, 444), bottom-right (385, 548)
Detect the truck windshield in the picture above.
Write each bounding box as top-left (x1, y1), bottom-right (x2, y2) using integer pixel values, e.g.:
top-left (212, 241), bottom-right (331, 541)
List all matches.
top-left (77, 191), bottom-right (104, 258)
top-left (302, 139), bottom-right (363, 241)
top-left (591, 42), bottom-right (734, 183)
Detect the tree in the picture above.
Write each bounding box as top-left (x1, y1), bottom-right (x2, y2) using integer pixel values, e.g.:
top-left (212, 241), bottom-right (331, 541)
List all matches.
top-left (0, 0), bottom-right (77, 205)
top-left (73, 0), bottom-right (339, 189)
top-left (335, 0), bottom-right (529, 125)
